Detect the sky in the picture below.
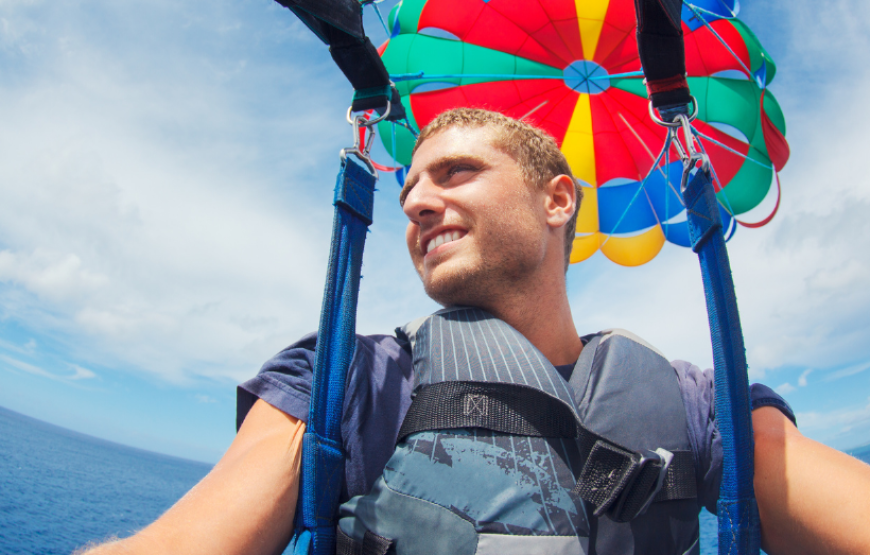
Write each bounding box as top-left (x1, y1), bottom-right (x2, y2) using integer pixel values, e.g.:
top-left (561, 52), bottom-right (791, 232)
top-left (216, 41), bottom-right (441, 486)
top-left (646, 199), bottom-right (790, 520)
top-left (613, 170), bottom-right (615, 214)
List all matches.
top-left (0, 0), bottom-right (868, 464)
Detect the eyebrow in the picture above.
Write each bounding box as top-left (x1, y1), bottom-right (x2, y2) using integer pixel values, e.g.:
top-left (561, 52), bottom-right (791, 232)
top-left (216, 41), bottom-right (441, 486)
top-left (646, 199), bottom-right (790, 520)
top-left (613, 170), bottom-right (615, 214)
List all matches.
top-left (399, 154), bottom-right (486, 206)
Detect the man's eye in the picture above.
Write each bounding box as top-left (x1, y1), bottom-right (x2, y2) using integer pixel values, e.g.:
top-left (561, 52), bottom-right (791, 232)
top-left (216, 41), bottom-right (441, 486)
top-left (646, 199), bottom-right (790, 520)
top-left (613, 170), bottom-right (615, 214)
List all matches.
top-left (448, 164), bottom-right (474, 177)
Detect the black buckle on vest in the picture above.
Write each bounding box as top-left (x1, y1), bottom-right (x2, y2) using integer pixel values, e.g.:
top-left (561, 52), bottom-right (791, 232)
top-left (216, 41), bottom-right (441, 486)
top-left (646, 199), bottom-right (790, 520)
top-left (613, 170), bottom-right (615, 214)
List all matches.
top-left (606, 448), bottom-right (673, 523)
top-left (576, 440), bottom-right (674, 523)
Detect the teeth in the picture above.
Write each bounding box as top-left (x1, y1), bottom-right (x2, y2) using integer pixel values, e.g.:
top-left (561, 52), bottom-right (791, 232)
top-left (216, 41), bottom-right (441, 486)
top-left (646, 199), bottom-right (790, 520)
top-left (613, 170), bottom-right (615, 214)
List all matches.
top-left (426, 230), bottom-right (464, 254)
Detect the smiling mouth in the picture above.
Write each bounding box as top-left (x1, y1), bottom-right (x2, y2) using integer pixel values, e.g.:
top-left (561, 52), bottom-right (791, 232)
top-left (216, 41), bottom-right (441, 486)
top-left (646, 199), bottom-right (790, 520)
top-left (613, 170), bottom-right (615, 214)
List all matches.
top-left (426, 230), bottom-right (465, 255)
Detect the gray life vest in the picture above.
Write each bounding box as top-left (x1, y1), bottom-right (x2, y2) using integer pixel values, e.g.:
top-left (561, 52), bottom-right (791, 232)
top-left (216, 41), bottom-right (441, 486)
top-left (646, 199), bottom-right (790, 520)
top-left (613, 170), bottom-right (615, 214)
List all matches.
top-left (336, 307), bottom-right (700, 555)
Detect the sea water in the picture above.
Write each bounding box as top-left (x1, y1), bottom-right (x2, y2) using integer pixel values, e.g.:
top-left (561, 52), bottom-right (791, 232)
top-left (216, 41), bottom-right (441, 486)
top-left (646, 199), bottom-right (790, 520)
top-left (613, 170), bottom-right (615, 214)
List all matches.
top-left (0, 404), bottom-right (759, 554)
top-left (0, 406), bottom-right (211, 554)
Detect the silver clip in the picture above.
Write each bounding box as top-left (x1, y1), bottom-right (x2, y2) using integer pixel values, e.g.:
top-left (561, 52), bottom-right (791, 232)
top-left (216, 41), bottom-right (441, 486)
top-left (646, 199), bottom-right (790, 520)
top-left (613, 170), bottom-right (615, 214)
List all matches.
top-left (340, 100), bottom-right (392, 178)
top-left (648, 97), bottom-right (709, 192)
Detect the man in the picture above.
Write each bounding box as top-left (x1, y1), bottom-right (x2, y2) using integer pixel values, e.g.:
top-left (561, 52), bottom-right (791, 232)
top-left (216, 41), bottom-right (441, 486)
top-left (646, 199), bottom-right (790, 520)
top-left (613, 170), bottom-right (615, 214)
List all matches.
top-left (82, 109), bottom-right (870, 555)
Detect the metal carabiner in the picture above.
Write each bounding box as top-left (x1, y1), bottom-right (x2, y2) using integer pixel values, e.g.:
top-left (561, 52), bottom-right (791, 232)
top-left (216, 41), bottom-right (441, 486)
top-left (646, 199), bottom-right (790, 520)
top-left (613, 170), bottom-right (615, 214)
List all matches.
top-left (670, 113), bottom-right (710, 192)
top-left (648, 97), bottom-right (710, 193)
top-left (647, 95), bottom-right (699, 128)
top-left (340, 100), bottom-right (393, 178)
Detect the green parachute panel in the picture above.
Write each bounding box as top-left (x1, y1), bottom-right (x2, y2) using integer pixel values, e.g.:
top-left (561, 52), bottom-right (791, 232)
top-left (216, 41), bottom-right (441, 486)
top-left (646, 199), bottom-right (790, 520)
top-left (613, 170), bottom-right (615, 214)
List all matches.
top-left (382, 34), bottom-right (560, 97)
top-left (730, 18), bottom-right (777, 85)
top-left (396, 0), bottom-right (427, 34)
top-left (716, 152), bottom-right (772, 215)
top-left (762, 88), bottom-right (786, 135)
top-left (377, 95), bottom-right (418, 166)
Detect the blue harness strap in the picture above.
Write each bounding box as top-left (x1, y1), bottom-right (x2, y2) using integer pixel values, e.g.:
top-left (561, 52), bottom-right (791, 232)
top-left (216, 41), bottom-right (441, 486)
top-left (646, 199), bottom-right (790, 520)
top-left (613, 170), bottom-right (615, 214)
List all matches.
top-left (294, 156), bottom-right (376, 555)
top-left (684, 168), bottom-right (760, 555)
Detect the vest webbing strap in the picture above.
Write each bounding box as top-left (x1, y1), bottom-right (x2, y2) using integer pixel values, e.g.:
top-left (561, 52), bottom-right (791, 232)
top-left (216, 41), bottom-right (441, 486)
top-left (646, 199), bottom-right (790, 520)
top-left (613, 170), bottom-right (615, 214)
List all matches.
top-left (397, 381), bottom-right (579, 441)
top-left (398, 381), bottom-right (697, 524)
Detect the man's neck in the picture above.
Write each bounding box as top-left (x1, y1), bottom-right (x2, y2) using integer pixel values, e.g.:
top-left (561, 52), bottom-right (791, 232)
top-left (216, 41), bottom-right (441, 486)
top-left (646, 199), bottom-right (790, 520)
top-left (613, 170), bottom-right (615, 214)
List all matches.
top-left (483, 276), bottom-right (582, 367)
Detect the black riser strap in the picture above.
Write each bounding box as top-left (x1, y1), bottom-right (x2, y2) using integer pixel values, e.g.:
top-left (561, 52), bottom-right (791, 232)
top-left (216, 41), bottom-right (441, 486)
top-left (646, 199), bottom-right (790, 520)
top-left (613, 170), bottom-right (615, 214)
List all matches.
top-left (275, 0), bottom-right (364, 42)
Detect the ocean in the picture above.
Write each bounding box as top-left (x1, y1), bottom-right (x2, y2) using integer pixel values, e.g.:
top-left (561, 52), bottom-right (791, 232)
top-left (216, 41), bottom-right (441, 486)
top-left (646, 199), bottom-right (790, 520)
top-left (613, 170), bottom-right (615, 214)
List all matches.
top-left (6, 405), bottom-right (866, 555)
top-left (0, 406), bottom-right (211, 555)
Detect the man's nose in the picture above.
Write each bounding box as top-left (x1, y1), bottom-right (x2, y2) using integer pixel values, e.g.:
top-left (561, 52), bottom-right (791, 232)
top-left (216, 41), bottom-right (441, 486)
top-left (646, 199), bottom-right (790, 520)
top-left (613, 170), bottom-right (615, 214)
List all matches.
top-left (402, 176), bottom-right (444, 222)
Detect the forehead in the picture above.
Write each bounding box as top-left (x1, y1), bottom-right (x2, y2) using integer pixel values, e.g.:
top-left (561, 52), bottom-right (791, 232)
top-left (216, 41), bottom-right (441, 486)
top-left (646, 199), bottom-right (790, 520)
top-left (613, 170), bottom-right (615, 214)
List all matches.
top-left (413, 125), bottom-right (502, 163)
top-left (401, 126), bottom-right (520, 204)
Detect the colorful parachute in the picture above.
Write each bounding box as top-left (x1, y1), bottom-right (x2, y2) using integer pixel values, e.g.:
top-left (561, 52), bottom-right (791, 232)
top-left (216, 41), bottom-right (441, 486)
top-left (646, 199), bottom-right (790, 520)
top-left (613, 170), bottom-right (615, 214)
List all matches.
top-left (374, 0), bottom-right (789, 266)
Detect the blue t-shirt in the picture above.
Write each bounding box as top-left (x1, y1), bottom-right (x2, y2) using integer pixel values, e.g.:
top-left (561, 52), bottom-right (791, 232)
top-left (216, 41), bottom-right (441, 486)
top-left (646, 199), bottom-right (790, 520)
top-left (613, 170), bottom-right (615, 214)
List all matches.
top-left (236, 331), bottom-right (795, 512)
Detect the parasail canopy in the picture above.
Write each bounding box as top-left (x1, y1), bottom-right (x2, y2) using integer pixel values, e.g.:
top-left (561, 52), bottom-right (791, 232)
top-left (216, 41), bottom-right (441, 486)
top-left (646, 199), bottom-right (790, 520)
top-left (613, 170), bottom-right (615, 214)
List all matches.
top-left (375, 0), bottom-right (789, 266)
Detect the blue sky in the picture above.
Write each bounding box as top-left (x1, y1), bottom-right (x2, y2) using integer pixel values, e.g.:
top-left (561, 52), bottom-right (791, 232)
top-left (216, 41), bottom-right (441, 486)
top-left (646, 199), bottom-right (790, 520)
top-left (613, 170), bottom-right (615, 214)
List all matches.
top-left (0, 0), bottom-right (868, 463)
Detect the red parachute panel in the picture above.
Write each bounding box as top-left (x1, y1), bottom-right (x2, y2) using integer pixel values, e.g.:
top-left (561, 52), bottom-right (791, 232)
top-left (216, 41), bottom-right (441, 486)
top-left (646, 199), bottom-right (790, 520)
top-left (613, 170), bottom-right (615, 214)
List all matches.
top-left (760, 92), bottom-right (790, 171)
top-left (464, 9), bottom-right (540, 59)
top-left (684, 20), bottom-right (751, 77)
top-left (417, 0), bottom-right (485, 41)
top-left (593, 0), bottom-right (637, 64)
top-left (598, 33), bottom-right (641, 74)
top-left (410, 80), bottom-right (575, 144)
top-left (593, 88), bottom-right (667, 183)
top-left (691, 119), bottom-right (749, 188)
top-left (551, 18), bottom-right (586, 62)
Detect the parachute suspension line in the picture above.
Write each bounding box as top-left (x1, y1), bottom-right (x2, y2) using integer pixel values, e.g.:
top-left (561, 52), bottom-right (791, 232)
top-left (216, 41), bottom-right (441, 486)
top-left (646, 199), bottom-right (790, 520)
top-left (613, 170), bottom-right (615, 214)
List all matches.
top-left (395, 117), bottom-right (418, 137)
top-left (604, 71), bottom-right (646, 80)
top-left (691, 130), bottom-right (739, 220)
top-left (684, 3), bottom-right (752, 77)
top-left (683, 1), bottom-right (739, 22)
top-left (391, 121), bottom-right (397, 167)
top-left (618, 112), bottom-right (687, 243)
top-left (390, 71), bottom-right (644, 83)
top-left (693, 131), bottom-right (773, 170)
top-left (599, 134), bottom-right (671, 249)
top-left (617, 112), bottom-right (680, 187)
top-left (615, 111), bottom-right (694, 245)
top-left (665, 146), bottom-right (672, 241)
top-left (359, 0), bottom-right (391, 37)
top-left (734, 172), bottom-right (781, 228)
top-left (519, 100), bottom-right (550, 122)
top-left (390, 72), bottom-right (564, 82)
top-left (691, 129), bottom-right (781, 229)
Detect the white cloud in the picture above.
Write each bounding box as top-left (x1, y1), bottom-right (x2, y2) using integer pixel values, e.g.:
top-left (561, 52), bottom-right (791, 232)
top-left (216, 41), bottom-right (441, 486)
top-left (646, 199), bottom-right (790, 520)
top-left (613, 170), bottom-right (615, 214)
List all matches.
top-left (776, 382), bottom-right (796, 395)
top-left (798, 398), bottom-right (870, 438)
top-left (69, 364), bottom-right (97, 380)
top-left (0, 354), bottom-right (96, 382)
top-left (0, 249), bottom-right (109, 303)
top-left (0, 353), bottom-right (55, 379)
top-left (798, 369), bottom-right (812, 388)
top-left (1, 0), bottom-right (869, 404)
top-left (567, 1), bottom-right (870, 382)
top-left (824, 361), bottom-right (870, 382)
top-left (0, 0), bottom-right (357, 384)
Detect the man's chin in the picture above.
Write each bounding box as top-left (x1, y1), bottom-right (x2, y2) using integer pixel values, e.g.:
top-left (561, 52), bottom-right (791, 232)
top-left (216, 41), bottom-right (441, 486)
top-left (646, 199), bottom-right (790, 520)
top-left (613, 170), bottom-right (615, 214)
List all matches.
top-left (422, 271), bottom-right (487, 308)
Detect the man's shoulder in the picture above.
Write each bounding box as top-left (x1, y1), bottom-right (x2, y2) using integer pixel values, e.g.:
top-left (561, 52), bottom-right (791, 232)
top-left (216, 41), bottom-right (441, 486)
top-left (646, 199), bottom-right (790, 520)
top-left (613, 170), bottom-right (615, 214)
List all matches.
top-left (588, 328), bottom-right (668, 359)
top-left (264, 331), bottom-right (406, 367)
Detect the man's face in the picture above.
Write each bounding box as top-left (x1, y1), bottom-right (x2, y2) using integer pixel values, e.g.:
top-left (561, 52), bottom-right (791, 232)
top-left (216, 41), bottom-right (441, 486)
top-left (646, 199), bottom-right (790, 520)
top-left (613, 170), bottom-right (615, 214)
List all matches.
top-left (401, 126), bottom-right (549, 307)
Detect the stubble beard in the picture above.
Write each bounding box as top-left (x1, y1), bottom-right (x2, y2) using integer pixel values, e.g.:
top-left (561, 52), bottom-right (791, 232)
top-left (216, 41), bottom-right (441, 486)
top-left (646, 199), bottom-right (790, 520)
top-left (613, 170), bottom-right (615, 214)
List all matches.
top-left (419, 229), bottom-right (544, 310)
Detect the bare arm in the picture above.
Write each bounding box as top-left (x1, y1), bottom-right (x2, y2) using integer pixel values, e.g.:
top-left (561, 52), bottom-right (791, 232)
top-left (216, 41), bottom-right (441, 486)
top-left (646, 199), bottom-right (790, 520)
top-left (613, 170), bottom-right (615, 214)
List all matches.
top-left (754, 406), bottom-right (870, 555)
top-left (80, 399), bottom-right (305, 555)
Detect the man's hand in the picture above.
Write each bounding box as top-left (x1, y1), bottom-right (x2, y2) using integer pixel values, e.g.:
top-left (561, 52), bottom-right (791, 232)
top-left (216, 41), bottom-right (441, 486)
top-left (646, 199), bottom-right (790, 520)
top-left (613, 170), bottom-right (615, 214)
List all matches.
top-left (754, 406), bottom-right (870, 555)
top-left (80, 399), bottom-right (305, 555)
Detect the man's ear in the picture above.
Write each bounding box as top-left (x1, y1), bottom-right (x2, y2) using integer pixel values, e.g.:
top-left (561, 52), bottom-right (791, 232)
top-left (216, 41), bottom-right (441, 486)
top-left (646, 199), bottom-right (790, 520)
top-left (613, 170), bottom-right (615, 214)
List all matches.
top-left (543, 174), bottom-right (576, 229)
